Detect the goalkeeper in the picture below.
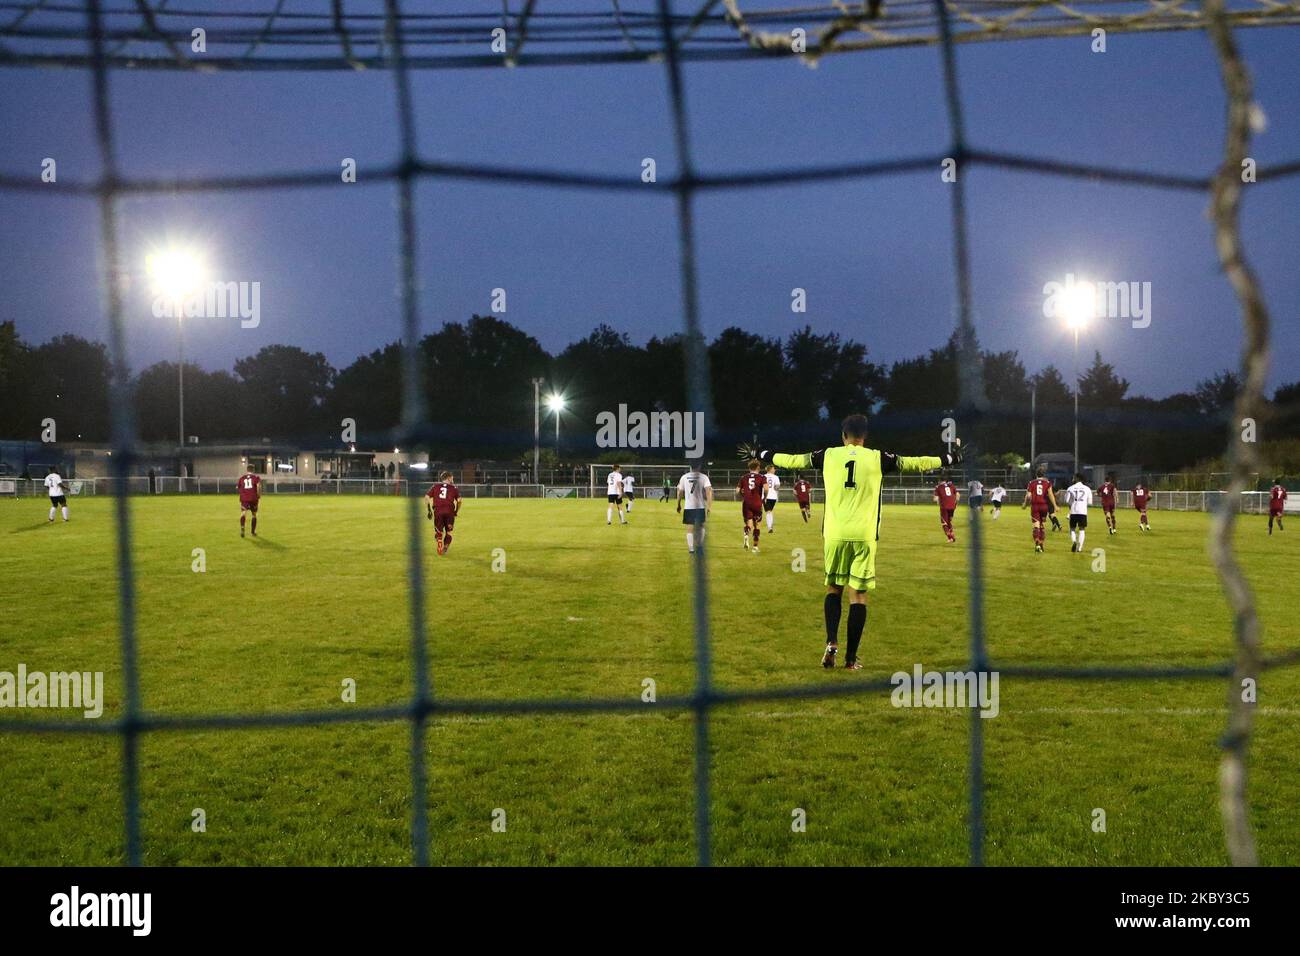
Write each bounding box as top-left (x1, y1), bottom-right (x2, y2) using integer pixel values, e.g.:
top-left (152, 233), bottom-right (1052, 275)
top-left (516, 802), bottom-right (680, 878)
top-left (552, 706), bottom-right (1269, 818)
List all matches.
top-left (740, 413), bottom-right (960, 670)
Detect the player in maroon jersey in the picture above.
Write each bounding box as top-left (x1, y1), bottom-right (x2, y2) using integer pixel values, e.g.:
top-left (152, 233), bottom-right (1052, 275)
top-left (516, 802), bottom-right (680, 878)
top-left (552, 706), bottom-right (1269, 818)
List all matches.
top-left (1132, 481), bottom-right (1152, 531)
top-left (793, 473), bottom-right (812, 522)
top-left (237, 464), bottom-right (261, 538)
top-left (1268, 478), bottom-right (1287, 535)
top-left (736, 460), bottom-right (766, 552)
top-left (1021, 466), bottom-right (1057, 552)
top-left (425, 471), bottom-right (462, 555)
top-left (1098, 472), bottom-right (1119, 535)
top-left (932, 473), bottom-right (959, 543)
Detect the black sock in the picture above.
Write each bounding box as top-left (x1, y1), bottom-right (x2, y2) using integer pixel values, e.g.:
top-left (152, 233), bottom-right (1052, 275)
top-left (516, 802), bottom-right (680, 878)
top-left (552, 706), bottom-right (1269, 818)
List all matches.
top-left (846, 604), bottom-right (867, 661)
top-left (824, 593), bottom-right (842, 645)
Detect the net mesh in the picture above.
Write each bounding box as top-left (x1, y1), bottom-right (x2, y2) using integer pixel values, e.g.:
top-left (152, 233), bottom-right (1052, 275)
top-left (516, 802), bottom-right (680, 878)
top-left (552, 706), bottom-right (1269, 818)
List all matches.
top-left (0, 0), bottom-right (1297, 867)
top-left (3, 0), bottom-right (1300, 68)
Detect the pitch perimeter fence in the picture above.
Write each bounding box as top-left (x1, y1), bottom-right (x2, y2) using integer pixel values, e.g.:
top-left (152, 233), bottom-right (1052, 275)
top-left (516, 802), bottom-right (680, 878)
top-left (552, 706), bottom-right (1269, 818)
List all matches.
top-left (6, 476), bottom-right (1294, 515)
top-left (1, 0), bottom-right (1297, 868)
top-left (5, 477), bottom-right (550, 497)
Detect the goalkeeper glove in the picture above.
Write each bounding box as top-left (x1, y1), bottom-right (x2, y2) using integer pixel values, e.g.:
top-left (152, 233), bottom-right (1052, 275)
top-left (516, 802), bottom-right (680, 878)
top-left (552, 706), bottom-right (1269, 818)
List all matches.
top-left (737, 441), bottom-right (771, 463)
top-left (941, 438), bottom-right (963, 467)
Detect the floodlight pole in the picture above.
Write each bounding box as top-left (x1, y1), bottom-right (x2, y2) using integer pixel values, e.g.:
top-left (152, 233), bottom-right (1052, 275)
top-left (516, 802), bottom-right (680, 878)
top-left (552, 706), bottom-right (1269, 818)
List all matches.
top-left (1073, 326), bottom-right (1080, 477)
top-left (177, 308), bottom-right (185, 477)
top-left (531, 377), bottom-right (544, 482)
top-left (1030, 380), bottom-right (1036, 468)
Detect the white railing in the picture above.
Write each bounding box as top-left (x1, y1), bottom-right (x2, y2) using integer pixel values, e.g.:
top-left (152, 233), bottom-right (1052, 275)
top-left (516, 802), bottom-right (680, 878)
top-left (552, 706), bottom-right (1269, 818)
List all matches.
top-left (6, 478), bottom-right (571, 499)
top-left (6, 476), bottom-right (408, 496)
top-left (876, 488), bottom-right (1284, 514)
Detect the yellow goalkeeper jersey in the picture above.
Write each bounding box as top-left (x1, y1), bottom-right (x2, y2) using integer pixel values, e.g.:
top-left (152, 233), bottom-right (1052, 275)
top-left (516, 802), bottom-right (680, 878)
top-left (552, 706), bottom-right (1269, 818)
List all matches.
top-left (772, 445), bottom-right (943, 542)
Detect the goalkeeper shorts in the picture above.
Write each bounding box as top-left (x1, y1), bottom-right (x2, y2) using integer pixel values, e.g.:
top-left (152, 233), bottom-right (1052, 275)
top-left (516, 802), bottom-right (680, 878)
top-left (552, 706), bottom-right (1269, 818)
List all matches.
top-left (823, 539), bottom-right (875, 592)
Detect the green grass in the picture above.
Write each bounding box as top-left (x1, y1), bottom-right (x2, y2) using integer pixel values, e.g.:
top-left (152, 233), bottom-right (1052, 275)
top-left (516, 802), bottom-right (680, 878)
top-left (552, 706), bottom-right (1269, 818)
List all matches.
top-left (1, 493), bottom-right (1297, 866)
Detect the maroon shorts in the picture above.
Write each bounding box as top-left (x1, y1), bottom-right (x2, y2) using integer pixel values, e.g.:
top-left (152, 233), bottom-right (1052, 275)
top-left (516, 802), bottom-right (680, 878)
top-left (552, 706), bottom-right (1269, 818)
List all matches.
top-left (742, 503), bottom-right (763, 522)
top-left (1102, 503), bottom-right (1115, 514)
top-left (796, 496), bottom-right (810, 508)
top-left (433, 512), bottom-right (455, 532)
top-left (1030, 505), bottom-right (1048, 521)
top-left (240, 497), bottom-right (258, 513)
top-left (1269, 505), bottom-right (1283, 516)
top-left (940, 508), bottom-right (955, 523)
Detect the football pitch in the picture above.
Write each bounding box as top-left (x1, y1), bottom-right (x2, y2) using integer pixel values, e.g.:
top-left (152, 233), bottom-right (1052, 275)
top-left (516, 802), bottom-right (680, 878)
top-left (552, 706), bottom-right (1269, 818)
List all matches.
top-left (1, 495), bottom-right (1296, 866)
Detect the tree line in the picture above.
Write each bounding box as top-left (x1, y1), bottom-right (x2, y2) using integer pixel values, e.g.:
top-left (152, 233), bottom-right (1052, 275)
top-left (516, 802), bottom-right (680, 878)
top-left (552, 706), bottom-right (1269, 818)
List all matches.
top-left (1, 317), bottom-right (1297, 471)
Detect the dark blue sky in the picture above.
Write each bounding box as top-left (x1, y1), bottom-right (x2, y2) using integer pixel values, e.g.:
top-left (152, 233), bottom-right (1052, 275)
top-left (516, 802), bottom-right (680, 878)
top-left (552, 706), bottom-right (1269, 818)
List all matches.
top-left (2, 14), bottom-right (1297, 399)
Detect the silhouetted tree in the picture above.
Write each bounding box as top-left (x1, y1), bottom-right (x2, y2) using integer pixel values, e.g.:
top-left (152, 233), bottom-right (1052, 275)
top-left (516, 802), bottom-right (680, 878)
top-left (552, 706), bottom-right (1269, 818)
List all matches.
top-left (783, 326), bottom-right (884, 425)
top-left (134, 362), bottom-right (243, 443)
top-left (642, 334), bottom-right (689, 415)
top-left (27, 335), bottom-right (111, 442)
top-left (1078, 351), bottom-right (1131, 463)
top-left (708, 327), bottom-right (786, 432)
top-left (1030, 365), bottom-right (1073, 456)
top-left (980, 349), bottom-right (1031, 457)
top-left (234, 345), bottom-right (334, 440)
top-left (0, 320), bottom-right (32, 438)
top-left (552, 324), bottom-right (645, 429)
top-left (1194, 371), bottom-right (1241, 421)
top-left (329, 342), bottom-right (402, 444)
top-left (426, 315), bottom-right (549, 444)
top-left (3, 317), bottom-right (1292, 472)
top-left (1272, 381), bottom-right (1300, 440)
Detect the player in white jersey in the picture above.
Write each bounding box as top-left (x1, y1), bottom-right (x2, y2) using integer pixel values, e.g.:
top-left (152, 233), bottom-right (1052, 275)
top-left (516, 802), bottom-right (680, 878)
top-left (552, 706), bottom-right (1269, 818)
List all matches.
top-left (967, 478), bottom-right (984, 512)
top-left (621, 473), bottom-right (636, 513)
top-left (988, 485), bottom-right (1007, 519)
top-left (677, 463), bottom-right (714, 554)
top-left (44, 469), bottom-right (71, 523)
top-left (605, 467), bottom-right (626, 525)
top-left (762, 464), bottom-right (780, 533)
top-left (1064, 473), bottom-right (1093, 553)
